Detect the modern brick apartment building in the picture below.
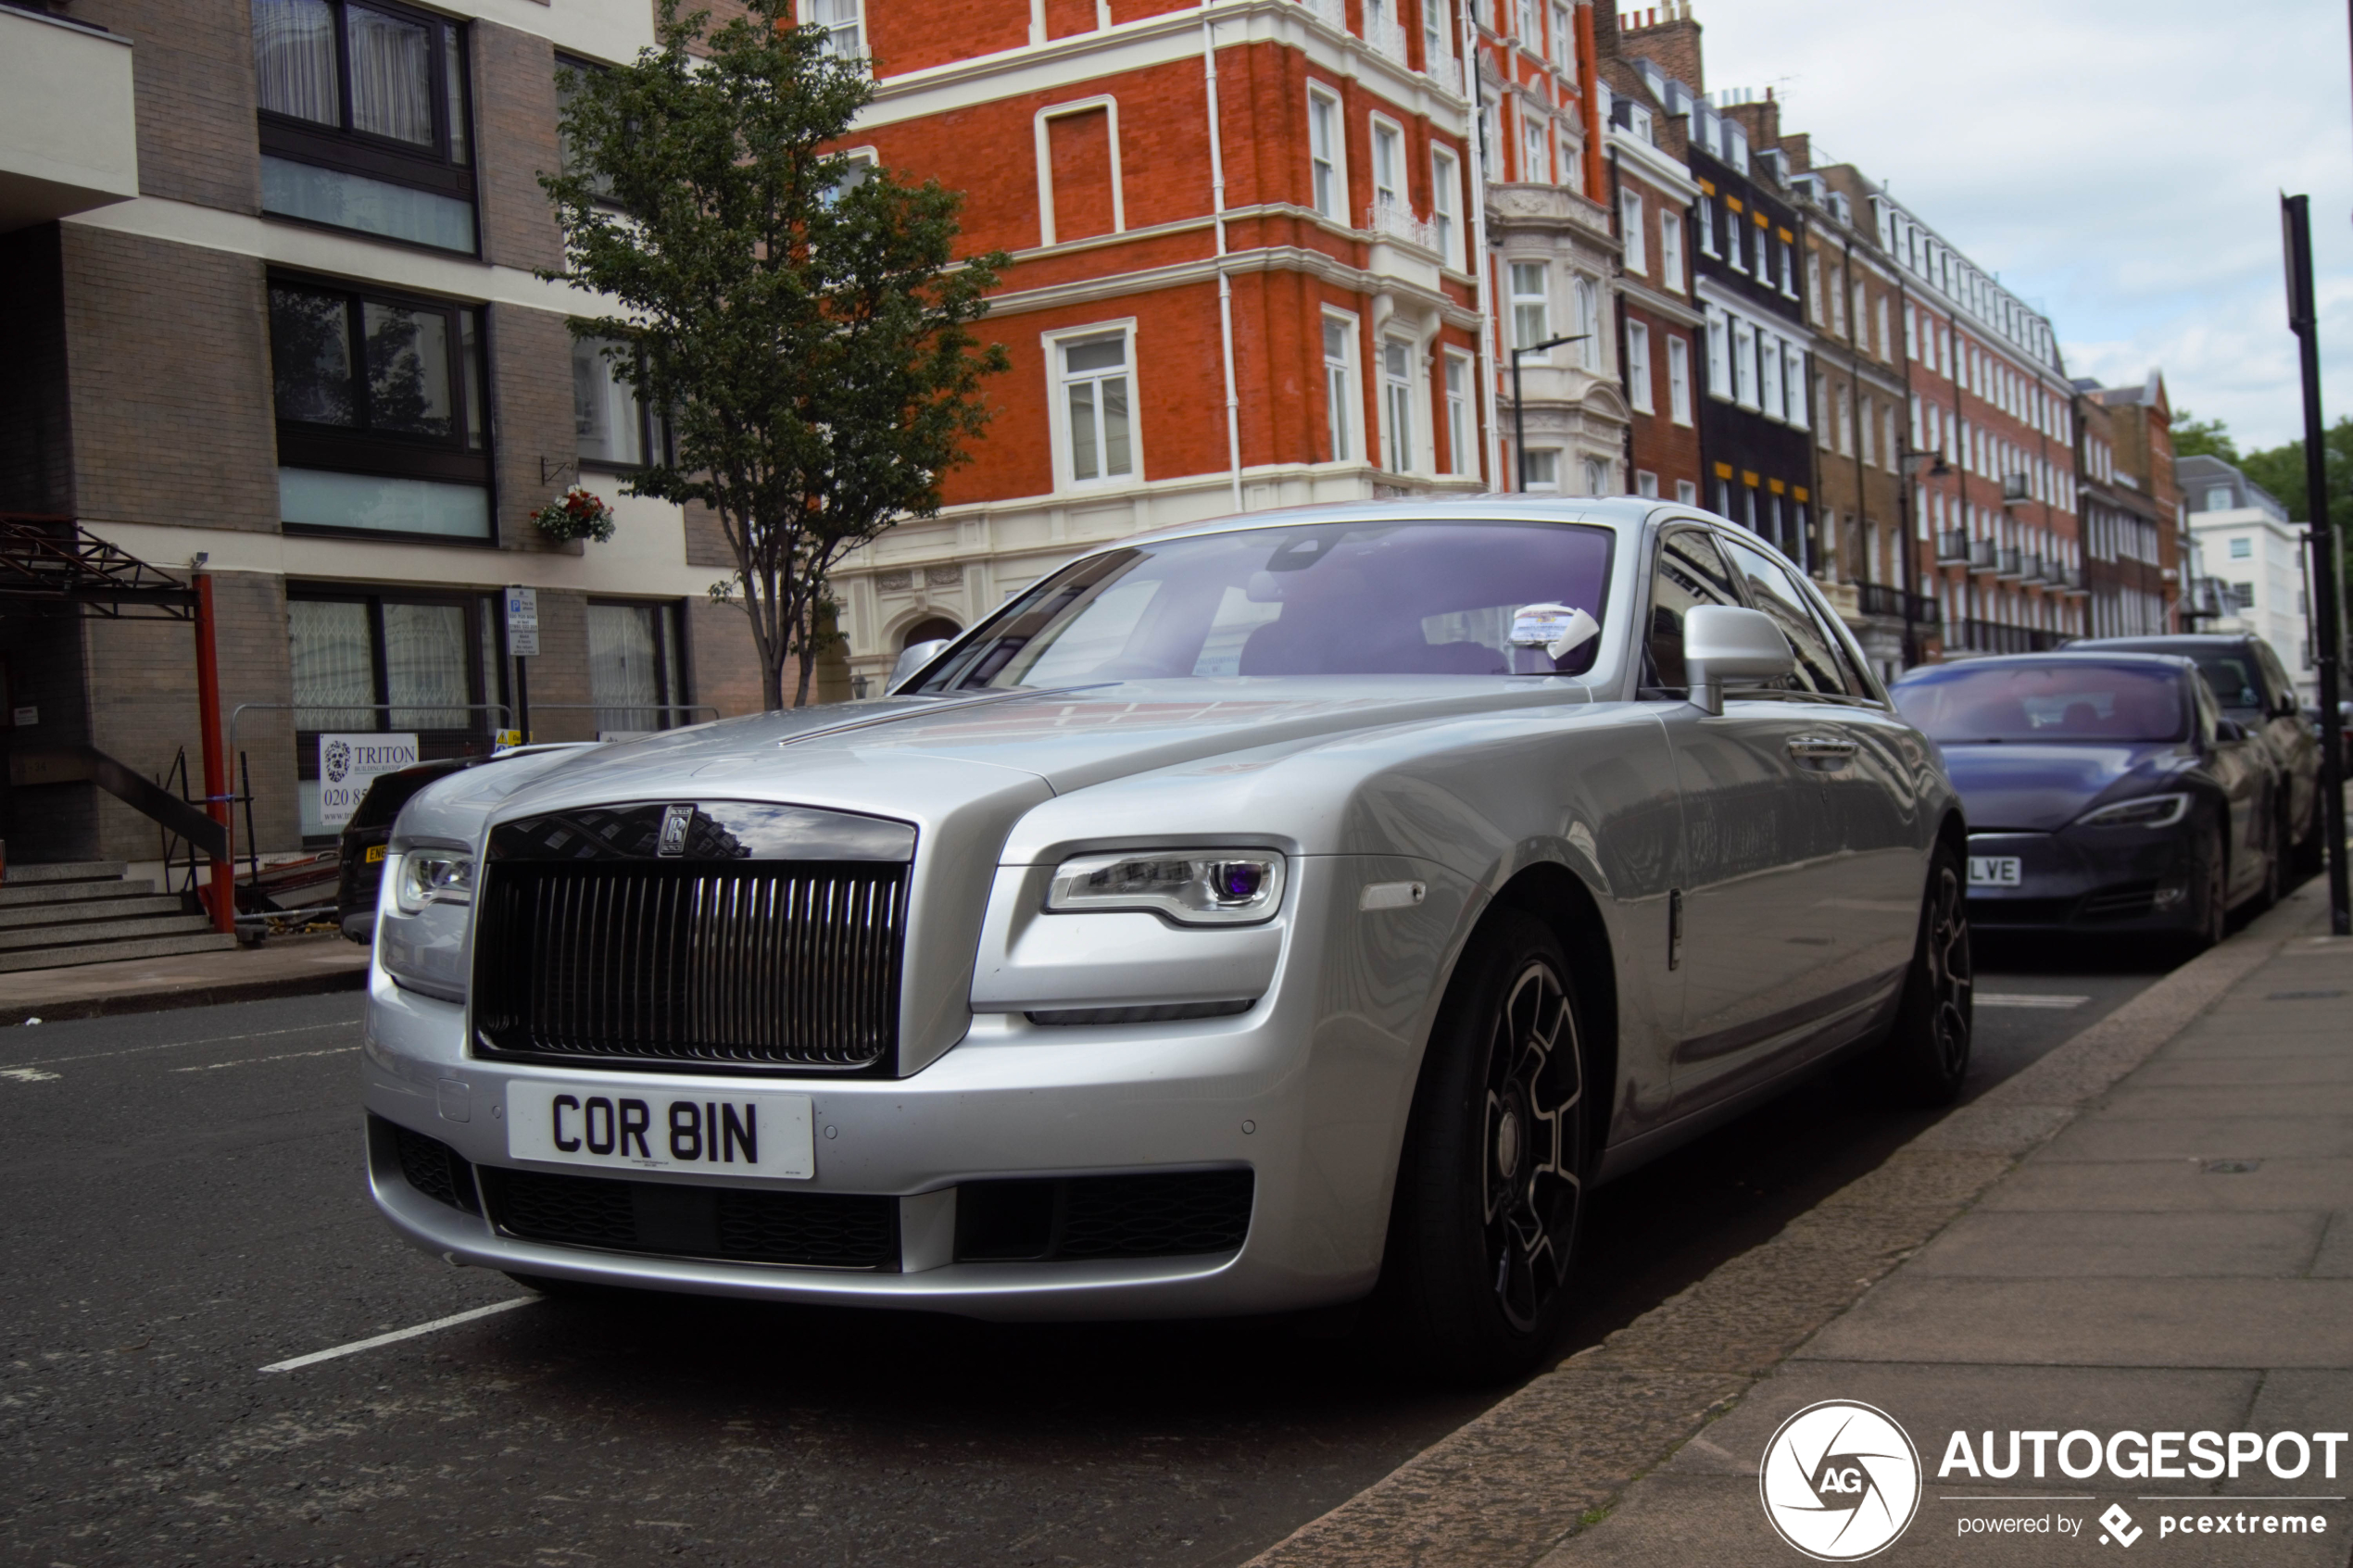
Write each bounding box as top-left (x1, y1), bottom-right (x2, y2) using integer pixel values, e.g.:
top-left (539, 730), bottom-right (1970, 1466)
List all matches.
top-left (1, 0), bottom-right (753, 867)
top-left (2077, 375), bottom-right (2179, 636)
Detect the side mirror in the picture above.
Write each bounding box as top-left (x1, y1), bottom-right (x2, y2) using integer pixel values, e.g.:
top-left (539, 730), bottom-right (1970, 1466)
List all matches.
top-left (1684, 605), bottom-right (1795, 716)
top-left (2213, 716), bottom-right (2247, 745)
top-left (887, 638), bottom-right (952, 695)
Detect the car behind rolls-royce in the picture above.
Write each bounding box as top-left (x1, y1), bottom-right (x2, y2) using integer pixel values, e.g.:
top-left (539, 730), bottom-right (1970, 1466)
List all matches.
top-left (364, 497), bottom-right (1970, 1378)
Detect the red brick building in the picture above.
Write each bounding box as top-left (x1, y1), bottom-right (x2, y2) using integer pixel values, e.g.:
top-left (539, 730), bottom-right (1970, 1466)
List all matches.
top-left (826, 0), bottom-right (1506, 689)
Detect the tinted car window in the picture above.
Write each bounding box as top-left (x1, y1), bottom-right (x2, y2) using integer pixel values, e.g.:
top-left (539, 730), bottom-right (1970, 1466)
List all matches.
top-left (2190, 651), bottom-right (2265, 712)
top-left (1716, 533), bottom-right (1855, 697)
top-left (1893, 662), bottom-right (2188, 744)
top-left (1643, 528), bottom-right (1742, 690)
top-left (928, 522), bottom-right (1615, 688)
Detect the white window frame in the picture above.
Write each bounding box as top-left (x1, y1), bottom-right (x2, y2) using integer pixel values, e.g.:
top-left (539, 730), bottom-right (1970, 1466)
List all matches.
top-left (802, 0), bottom-right (864, 59)
top-left (1430, 146), bottom-right (1463, 270)
top-left (1667, 335), bottom-right (1692, 425)
top-left (1874, 295), bottom-right (1891, 364)
top-left (1758, 327), bottom-right (1783, 419)
top-left (1379, 335), bottom-right (1419, 473)
top-left (1307, 83), bottom-right (1346, 221)
top-left (1705, 304), bottom-right (1730, 400)
top-left (1443, 348), bottom-right (1474, 475)
top-left (1322, 309), bottom-right (1360, 463)
top-left (1619, 190), bottom-right (1646, 275)
top-left (1044, 319), bottom-right (1139, 492)
top-left (1520, 106), bottom-right (1549, 182)
top-left (1696, 194), bottom-right (1718, 257)
top-left (1551, 1), bottom-right (1573, 69)
top-left (1726, 207), bottom-right (1748, 273)
top-left (1806, 250), bottom-right (1823, 324)
top-left (1581, 456), bottom-right (1610, 496)
top-left (1510, 259), bottom-right (1552, 356)
top-left (1573, 275), bottom-right (1600, 369)
top-left (1732, 317), bottom-right (1758, 409)
top-left (1032, 96), bottom-right (1126, 248)
top-left (1369, 113), bottom-right (1406, 221)
top-left (1658, 207), bottom-right (1682, 292)
top-left (1524, 447), bottom-right (1560, 491)
top-left (1636, 469), bottom-right (1659, 498)
top-left (1782, 342), bottom-right (1806, 428)
top-left (1676, 479), bottom-right (1698, 506)
top-left (1626, 320), bottom-right (1653, 413)
top-left (1779, 235), bottom-right (1797, 297)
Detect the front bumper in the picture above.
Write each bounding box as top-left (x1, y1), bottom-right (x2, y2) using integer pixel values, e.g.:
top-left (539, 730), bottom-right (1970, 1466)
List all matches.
top-left (363, 855), bottom-right (1467, 1321)
top-left (1964, 828), bottom-right (2198, 932)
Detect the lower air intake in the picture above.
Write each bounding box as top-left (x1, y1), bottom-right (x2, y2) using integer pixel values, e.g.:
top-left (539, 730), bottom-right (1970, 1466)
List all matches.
top-left (479, 1167), bottom-right (898, 1271)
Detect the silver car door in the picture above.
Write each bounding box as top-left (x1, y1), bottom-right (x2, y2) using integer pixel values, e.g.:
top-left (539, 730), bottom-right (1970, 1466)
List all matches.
top-left (1641, 525), bottom-right (1844, 1113)
top-left (1718, 537), bottom-right (1925, 1028)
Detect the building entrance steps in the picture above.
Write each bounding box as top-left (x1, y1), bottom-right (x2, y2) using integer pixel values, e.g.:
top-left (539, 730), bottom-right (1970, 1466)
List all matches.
top-left (1243, 881), bottom-right (2348, 1568)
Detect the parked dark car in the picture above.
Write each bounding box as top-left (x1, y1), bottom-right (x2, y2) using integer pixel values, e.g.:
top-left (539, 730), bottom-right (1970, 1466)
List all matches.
top-left (337, 746), bottom-right (592, 942)
top-left (2075, 633), bottom-right (2321, 870)
top-left (1891, 652), bottom-right (2283, 950)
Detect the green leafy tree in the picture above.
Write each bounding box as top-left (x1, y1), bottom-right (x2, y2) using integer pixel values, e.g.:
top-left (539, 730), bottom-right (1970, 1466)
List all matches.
top-left (2240, 417), bottom-right (2353, 540)
top-left (2170, 408), bottom-right (2239, 464)
top-left (543, 0), bottom-right (1009, 709)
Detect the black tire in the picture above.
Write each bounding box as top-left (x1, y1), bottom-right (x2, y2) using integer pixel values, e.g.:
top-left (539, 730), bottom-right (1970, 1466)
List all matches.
top-left (2181, 827), bottom-right (2229, 958)
top-left (1381, 909), bottom-right (1589, 1384)
top-left (1878, 842), bottom-right (1972, 1107)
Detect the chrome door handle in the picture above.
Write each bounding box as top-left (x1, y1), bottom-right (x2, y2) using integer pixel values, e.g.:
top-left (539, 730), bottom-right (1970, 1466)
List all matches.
top-left (1786, 734), bottom-right (1857, 760)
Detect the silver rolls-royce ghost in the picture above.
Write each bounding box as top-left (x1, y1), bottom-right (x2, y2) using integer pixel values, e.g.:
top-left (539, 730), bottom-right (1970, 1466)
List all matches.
top-left (365, 498), bottom-right (1971, 1378)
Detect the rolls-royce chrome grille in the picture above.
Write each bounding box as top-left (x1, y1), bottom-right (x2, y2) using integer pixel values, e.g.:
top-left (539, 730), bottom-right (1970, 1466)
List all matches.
top-left (472, 801), bottom-right (914, 1073)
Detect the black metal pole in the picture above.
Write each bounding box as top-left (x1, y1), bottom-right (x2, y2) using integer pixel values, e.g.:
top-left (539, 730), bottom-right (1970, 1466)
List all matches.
top-left (1511, 333), bottom-right (1589, 494)
top-left (2284, 193), bottom-right (2349, 934)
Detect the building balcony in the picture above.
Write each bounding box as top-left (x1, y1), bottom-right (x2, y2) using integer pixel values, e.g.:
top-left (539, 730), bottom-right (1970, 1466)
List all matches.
top-left (1365, 199), bottom-right (1441, 256)
top-left (1854, 582), bottom-right (1941, 626)
top-left (0, 6), bottom-right (138, 232)
top-left (2056, 564), bottom-right (2086, 595)
top-left (1951, 620), bottom-right (2071, 656)
top-left (1935, 530), bottom-right (1971, 566)
top-left (1967, 539), bottom-right (1997, 574)
top-left (2020, 551), bottom-right (2046, 583)
top-left (1297, 0), bottom-right (1348, 32)
top-left (1365, 9), bottom-right (1411, 67)
top-left (1994, 546), bottom-right (2024, 580)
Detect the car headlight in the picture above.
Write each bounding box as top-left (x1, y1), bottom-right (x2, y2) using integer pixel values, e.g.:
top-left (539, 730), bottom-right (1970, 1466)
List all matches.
top-left (395, 850), bottom-right (475, 913)
top-left (378, 844), bottom-right (476, 1000)
top-left (1046, 849), bottom-right (1287, 926)
top-left (2076, 792), bottom-right (2190, 830)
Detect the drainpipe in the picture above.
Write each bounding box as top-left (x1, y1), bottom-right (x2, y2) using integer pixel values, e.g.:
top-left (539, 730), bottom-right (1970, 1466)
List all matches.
top-left (1202, 2), bottom-right (1243, 513)
top-left (1463, 0), bottom-right (1503, 487)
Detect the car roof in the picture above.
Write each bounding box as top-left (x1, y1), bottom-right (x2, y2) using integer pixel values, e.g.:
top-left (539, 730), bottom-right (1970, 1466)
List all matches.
top-left (2074, 633), bottom-right (2261, 648)
top-left (1893, 650), bottom-right (2198, 682)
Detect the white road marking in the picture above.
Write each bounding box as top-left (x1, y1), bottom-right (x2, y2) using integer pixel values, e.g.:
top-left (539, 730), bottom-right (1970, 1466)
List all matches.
top-left (260, 1297), bottom-right (534, 1374)
top-left (171, 1046), bottom-right (359, 1073)
top-left (1975, 993), bottom-right (2091, 1010)
top-left (0, 1066), bottom-right (60, 1083)
top-left (3, 1020), bottom-right (358, 1072)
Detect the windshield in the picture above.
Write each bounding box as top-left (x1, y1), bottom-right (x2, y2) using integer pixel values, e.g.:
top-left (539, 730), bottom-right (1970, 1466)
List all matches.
top-left (1894, 662), bottom-right (2189, 744)
top-left (923, 521), bottom-right (1615, 689)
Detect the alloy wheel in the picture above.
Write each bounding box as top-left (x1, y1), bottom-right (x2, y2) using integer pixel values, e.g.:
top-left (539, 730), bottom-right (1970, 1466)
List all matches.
top-left (1479, 959), bottom-right (1583, 1333)
top-left (1923, 861), bottom-right (1973, 1082)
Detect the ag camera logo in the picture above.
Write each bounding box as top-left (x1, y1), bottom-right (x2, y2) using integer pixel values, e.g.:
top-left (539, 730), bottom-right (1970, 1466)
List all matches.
top-left (1760, 1400), bottom-right (1922, 1561)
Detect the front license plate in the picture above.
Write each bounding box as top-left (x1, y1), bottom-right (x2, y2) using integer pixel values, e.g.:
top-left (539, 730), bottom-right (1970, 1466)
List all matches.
top-left (1969, 855), bottom-right (2022, 889)
top-left (505, 1082), bottom-right (814, 1179)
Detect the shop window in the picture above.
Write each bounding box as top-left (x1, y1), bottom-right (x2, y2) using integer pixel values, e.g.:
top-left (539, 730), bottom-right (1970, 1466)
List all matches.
top-left (588, 601), bottom-right (688, 735)
top-left (288, 589), bottom-right (502, 837)
top-left (252, 0), bottom-right (475, 252)
top-left (269, 276), bottom-right (491, 539)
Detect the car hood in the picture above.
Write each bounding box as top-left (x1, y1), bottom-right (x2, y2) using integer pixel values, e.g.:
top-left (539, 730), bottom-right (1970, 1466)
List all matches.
top-left (1939, 740), bottom-right (2192, 833)
top-left (399, 677), bottom-right (1601, 849)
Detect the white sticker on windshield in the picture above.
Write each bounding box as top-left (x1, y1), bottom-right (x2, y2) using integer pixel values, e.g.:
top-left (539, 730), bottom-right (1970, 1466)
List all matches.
top-left (1510, 604), bottom-right (1601, 661)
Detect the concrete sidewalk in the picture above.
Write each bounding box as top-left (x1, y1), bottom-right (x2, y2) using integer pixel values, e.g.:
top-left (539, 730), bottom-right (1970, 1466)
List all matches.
top-left (0, 932), bottom-right (368, 1024)
top-left (1539, 889), bottom-right (2351, 1565)
top-left (1247, 882), bottom-right (2347, 1568)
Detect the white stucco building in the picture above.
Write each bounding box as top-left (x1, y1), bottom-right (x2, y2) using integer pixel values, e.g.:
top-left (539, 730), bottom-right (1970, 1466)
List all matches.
top-left (2179, 453), bottom-right (2314, 707)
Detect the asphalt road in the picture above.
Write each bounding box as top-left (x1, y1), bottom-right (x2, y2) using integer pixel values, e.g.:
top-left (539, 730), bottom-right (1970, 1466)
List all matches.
top-left (0, 926), bottom-right (2187, 1568)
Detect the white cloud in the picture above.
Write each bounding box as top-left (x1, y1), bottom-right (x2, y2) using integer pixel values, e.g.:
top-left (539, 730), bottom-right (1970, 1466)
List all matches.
top-left (1688, 0), bottom-right (2353, 448)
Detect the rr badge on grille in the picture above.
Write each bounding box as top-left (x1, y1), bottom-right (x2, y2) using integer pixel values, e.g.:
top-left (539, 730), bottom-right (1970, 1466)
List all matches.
top-left (657, 803), bottom-right (695, 857)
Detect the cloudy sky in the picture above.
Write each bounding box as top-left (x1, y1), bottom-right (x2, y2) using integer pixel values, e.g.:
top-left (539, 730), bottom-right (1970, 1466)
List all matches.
top-left (1688, 0), bottom-right (2353, 452)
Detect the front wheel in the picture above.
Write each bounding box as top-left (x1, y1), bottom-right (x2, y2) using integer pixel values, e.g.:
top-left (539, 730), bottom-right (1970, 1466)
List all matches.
top-left (1877, 842), bottom-right (1972, 1107)
top-left (1381, 910), bottom-right (1589, 1384)
top-left (2181, 828), bottom-right (2229, 958)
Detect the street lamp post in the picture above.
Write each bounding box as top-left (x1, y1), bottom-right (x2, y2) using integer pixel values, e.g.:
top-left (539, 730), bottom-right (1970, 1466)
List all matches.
top-left (1511, 334), bottom-right (1590, 492)
top-left (2282, 193), bottom-right (2349, 935)
top-left (1897, 443), bottom-right (1953, 668)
